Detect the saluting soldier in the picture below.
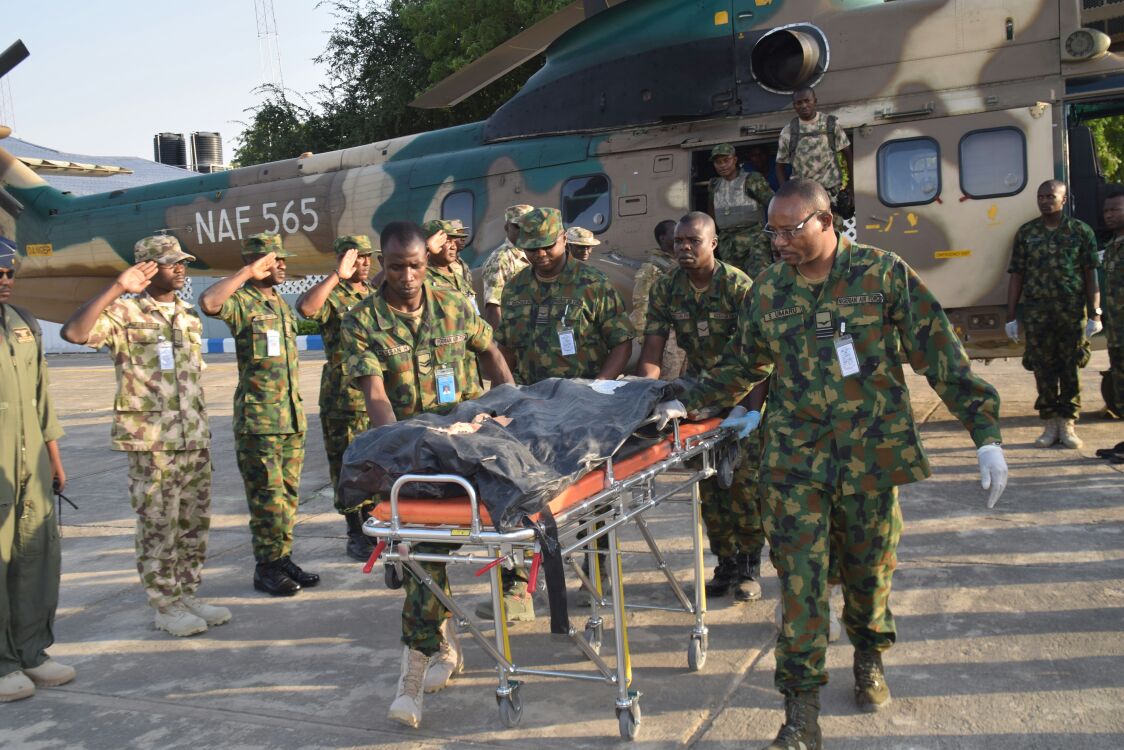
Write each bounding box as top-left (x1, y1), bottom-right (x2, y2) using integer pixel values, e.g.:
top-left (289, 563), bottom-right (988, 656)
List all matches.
top-left (564, 225), bottom-right (599, 261)
top-left (635, 212), bottom-right (768, 602)
top-left (480, 204), bottom-right (535, 329)
top-left (0, 238), bottom-right (73, 702)
top-left (632, 219), bottom-right (686, 380)
top-left (341, 221), bottom-right (515, 729)
top-left (199, 233), bottom-right (319, 597)
top-left (1096, 189), bottom-right (1124, 458)
top-left (295, 234), bottom-right (377, 561)
top-left (423, 220), bottom-right (477, 312)
top-left (61, 235), bottom-right (230, 637)
top-left (677, 180), bottom-right (1008, 749)
top-left (708, 143), bottom-right (776, 280)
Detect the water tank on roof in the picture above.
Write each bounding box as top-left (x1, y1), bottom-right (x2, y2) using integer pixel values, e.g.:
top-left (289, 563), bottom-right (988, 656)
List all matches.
top-left (153, 132), bottom-right (188, 169)
top-left (191, 131), bottom-right (223, 173)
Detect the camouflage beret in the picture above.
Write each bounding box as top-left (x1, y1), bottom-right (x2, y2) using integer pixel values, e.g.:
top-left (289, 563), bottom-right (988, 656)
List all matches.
top-left (423, 219), bottom-right (467, 239)
top-left (505, 204), bottom-right (535, 224)
top-left (0, 236), bottom-right (18, 271)
top-left (564, 226), bottom-right (600, 247)
top-left (241, 232), bottom-right (291, 258)
top-left (516, 207), bottom-right (564, 250)
top-left (709, 143), bottom-right (736, 160)
top-left (332, 234), bottom-right (373, 255)
top-left (134, 235), bottom-right (196, 265)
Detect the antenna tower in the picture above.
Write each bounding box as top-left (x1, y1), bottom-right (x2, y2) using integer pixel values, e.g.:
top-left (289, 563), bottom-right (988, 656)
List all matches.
top-left (254, 0), bottom-right (285, 90)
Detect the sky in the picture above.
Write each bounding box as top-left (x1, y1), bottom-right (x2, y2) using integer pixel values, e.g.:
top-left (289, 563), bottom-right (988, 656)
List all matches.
top-left (2, 1), bottom-right (338, 163)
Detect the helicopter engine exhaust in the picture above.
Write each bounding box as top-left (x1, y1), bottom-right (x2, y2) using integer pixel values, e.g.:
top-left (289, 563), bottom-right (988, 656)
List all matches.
top-left (750, 26), bottom-right (828, 93)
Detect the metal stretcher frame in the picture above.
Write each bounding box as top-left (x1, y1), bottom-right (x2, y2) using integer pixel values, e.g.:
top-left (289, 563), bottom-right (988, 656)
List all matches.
top-left (361, 418), bottom-right (733, 740)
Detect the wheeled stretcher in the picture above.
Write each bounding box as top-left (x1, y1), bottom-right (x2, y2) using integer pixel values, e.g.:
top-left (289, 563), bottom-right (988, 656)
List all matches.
top-left (360, 417), bottom-right (735, 740)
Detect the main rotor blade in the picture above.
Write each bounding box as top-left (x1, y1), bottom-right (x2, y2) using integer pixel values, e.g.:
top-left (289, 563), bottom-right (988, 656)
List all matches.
top-left (0, 40), bottom-right (30, 80)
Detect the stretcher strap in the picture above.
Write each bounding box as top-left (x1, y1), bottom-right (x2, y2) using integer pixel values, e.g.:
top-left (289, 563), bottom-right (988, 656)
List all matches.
top-left (526, 508), bottom-right (569, 635)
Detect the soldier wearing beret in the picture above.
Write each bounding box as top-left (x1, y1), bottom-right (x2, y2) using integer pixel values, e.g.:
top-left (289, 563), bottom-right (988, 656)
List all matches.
top-left (708, 142), bottom-right (776, 280)
top-left (564, 225), bottom-right (599, 262)
top-left (296, 234), bottom-right (377, 560)
top-left (0, 238), bottom-right (74, 702)
top-left (480, 204), bottom-right (534, 329)
top-left (199, 232), bottom-right (319, 596)
top-left (62, 235), bottom-right (230, 637)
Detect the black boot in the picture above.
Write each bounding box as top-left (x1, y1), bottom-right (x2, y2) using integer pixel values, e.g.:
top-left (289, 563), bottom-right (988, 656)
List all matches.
top-left (277, 556), bottom-right (320, 587)
top-left (254, 560), bottom-right (301, 597)
top-left (345, 511), bottom-right (375, 562)
top-left (705, 556), bottom-right (739, 597)
top-left (734, 550), bottom-right (763, 602)
top-left (854, 649), bottom-right (892, 712)
top-left (763, 690), bottom-right (822, 750)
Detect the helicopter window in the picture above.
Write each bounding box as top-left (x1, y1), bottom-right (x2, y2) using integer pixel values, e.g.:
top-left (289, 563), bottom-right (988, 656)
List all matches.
top-left (561, 174), bottom-right (611, 234)
top-left (441, 190), bottom-right (475, 243)
top-left (876, 137), bottom-right (941, 207)
top-left (959, 127), bottom-right (1027, 199)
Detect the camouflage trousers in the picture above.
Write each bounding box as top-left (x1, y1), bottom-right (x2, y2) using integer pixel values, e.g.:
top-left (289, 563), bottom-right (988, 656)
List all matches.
top-left (126, 449), bottom-right (212, 610)
top-left (1107, 345), bottom-right (1124, 416)
top-left (761, 482), bottom-right (902, 695)
top-left (1022, 304), bottom-right (1088, 419)
top-left (321, 410), bottom-right (372, 514)
top-left (234, 432), bottom-right (305, 563)
top-left (717, 225), bottom-right (774, 281)
top-left (696, 436), bottom-right (765, 559)
top-left (402, 544), bottom-right (456, 657)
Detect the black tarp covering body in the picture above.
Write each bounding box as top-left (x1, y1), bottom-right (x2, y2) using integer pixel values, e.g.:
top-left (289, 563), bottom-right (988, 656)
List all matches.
top-left (338, 378), bottom-right (677, 531)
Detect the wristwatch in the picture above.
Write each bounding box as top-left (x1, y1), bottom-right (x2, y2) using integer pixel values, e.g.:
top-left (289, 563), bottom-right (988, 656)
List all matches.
top-left (1093, 306), bottom-right (1103, 316)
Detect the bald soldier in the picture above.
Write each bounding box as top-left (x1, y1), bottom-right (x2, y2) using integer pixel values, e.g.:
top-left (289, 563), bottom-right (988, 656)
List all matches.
top-left (480, 204), bottom-right (535, 329)
top-left (199, 233), bottom-right (319, 596)
top-left (0, 238), bottom-right (73, 702)
top-left (296, 235), bottom-right (377, 561)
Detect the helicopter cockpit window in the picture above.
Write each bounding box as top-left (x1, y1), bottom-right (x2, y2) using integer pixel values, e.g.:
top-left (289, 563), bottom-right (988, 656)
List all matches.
top-left (441, 190), bottom-right (475, 243)
top-left (959, 127), bottom-right (1027, 199)
top-left (876, 137), bottom-right (941, 207)
top-left (561, 174), bottom-right (611, 233)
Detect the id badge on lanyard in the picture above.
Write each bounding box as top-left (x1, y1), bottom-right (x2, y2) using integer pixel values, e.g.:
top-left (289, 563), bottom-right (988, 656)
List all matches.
top-left (557, 304), bottom-right (576, 356)
top-left (266, 329), bottom-right (282, 357)
top-left (436, 366), bottom-right (457, 404)
top-left (834, 321), bottom-right (860, 377)
top-left (157, 340), bottom-right (174, 371)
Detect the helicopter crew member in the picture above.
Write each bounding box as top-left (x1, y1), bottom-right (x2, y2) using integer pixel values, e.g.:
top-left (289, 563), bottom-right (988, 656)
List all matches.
top-left (708, 143), bottom-right (776, 280)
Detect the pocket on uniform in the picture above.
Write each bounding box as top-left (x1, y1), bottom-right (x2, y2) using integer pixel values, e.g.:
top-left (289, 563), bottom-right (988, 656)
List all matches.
top-left (250, 316), bottom-right (279, 359)
top-left (125, 326), bottom-right (162, 366)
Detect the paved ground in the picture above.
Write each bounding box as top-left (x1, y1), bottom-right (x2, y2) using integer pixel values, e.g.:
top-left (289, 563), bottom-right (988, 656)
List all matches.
top-left (1, 351), bottom-right (1122, 749)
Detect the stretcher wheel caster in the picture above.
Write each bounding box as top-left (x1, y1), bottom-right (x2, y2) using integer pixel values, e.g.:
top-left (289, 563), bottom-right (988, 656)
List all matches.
top-left (687, 633), bottom-right (708, 671)
top-left (496, 684), bottom-right (523, 728)
top-left (384, 563), bottom-right (404, 590)
top-left (616, 697), bottom-right (641, 740)
top-left (584, 620), bottom-right (603, 655)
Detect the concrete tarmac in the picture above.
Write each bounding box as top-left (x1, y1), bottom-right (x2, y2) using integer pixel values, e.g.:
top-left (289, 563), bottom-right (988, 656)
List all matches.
top-left (1, 351), bottom-right (1122, 749)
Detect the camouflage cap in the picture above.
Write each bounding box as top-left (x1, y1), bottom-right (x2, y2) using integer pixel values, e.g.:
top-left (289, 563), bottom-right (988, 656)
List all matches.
top-left (564, 226), bottom-right (601, 246)
top-left (332, 234), bottom-right (373, 255)
top-left (241, 232), bottom-right (291, 258)
top-left (709, 143), bottom-right (736, 160)
top-left (448, 218), bottom-right (471, 237)
top-left (423, 219), bottom-right (468, 239)
top-left (134, 234), bottom-right (196, 265)
top-left (505, 204), bottom-right (535, 224)
top-left (0, 236), bottom-right (18, 271)
top-left (515, 207), bottom-right (563, 250)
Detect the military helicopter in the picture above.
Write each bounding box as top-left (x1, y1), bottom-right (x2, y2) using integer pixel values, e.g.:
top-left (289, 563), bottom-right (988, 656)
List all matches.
top-left (2, 0), bottom-right (1122, 358)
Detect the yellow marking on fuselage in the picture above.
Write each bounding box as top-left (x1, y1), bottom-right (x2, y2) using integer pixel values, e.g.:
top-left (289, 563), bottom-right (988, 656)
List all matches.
top-left (714, 10), bottom-right (729, 25)
top-left (26, 243), bottom-right (53, 257)
top-left (935, 250), bottom-right (972, 258)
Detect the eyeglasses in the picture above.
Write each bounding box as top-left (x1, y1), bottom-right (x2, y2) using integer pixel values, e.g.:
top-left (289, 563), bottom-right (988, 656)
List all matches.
top-left (763, 211), bottom-right (822, 241)
top-left (0, 269), bottom-right (13, 279)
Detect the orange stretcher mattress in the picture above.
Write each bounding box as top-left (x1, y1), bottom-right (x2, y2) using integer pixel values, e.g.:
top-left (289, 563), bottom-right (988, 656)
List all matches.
top-left (370, 419), bottom-right (722, 527)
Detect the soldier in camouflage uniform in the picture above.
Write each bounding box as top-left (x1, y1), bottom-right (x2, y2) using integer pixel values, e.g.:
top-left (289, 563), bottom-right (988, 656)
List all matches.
top-left (565, 225), bottom-right (599, 262)
top-left (0, 239), bottom-right (74, 702)
top-left (480, 204), bottom-right (535, 329)
top-left (635, 211), bottom-right (768, 602)
top-left (199, 233), bottom-right (320, 597)
top-left (1096, 190), bottom-right (1124, 457)
top-left (341, 221), bottom-right (515, 728)
top-left (62, 235), bottom-right (230, 637)
top-left (684, 180), bottom-right (1008, 750)
top-left (708, 143), bottom-right (776, 280)
top-left (632, 219), bottom-right (686, 380)
top-left (424, 220), bottom-right (478, 312)
top-left (775, 87), bottom-right (853, 212)
top-left (1006, 180), bottom-right (1101, 450)
top-left (295, 235), bottom-right (376, 561)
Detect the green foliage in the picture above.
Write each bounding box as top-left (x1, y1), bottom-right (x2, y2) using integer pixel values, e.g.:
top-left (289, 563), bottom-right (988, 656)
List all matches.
top-left (295, 318), bottom-right (321, 336)
top-left (1089, 115), bottom-right (1124, 183)
top-left (234, 0), bottom-right (568, 166)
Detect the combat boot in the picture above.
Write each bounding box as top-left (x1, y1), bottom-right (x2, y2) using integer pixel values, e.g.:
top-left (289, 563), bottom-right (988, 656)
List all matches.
top-left (734, 550), bottom-right (763, 602)
top-left (388, 646), bottom-right (429, 728)
top-left (277, 556), bottom-right (320, 587)
top-left (705, 556), bottom-right (739, 597)
top-left (154, 601), bottom-right (208, 637)
top-left (1058, 418), bottom-right (1083, 449)
top-left (181, 595), bottom-right (232, 626)
top-left (0, 671), bottom-right (34, 702)
top-left (762, 690), bottom-right (822, 750)
top-left (854, 649), bottom-right (892, 712)
top-left (345, 510), bottom-right (375, 562)
top-left (22, 659), bottom-right (76, 688)
top-left (423, 618), bottom-right (463, 693)
top-left (254, 560), bottom-right (301, 596)
top-left (1033, 417), bottom-right (1059, 448)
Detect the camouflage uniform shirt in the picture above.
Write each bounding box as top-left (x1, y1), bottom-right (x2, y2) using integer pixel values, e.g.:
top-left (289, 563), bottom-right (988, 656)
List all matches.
top-left (498, 257), bottom-right (634, 384)
top-left (213, 285), bottom-right (306, 435)
top-left (1103, 234), bottom-right (1124, 347)
top-left (85, 295), bottom-right (209, 451)
top-left (428, 260), bottom-right (478, 311)
top-left (646, 261), bottom-right (753, 380)
top-left (690, 236), bottom-right (1002, 495)
top-left (342, 282), bottom-right (492, 419)
top-left (481, 240), bottom-right (529, 307)
top-left (775, 112), bottom-right (850, 194)
top-left (1008, 215), bottom-right (1099, 308)
top-left (303, 281), bottom-right (373, 414)
top-left (630, 249), bottom-right (677, 332)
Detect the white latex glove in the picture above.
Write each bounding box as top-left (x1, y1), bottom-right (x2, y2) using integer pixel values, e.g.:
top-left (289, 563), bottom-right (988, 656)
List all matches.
top-left (1086, 318), bottom-right (1103, 338)
top-left (977, 444), bottom-right (1008, 509)
top-left (653, 399), bottom-right (687, 430)
top-left (720, 405), bottom-right (763, 439)
top-left (1004, 320), bottom-right (1019, 343)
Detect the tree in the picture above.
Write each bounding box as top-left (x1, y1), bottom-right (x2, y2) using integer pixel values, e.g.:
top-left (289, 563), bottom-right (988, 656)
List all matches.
top-left (1090, 115), bottom-right (1124, 184)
